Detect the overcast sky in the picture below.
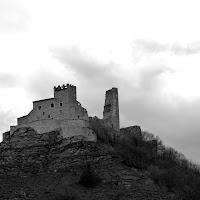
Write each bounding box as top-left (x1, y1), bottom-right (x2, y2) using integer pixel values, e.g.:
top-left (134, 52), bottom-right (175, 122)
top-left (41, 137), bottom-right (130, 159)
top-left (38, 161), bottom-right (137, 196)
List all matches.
top-left (1, 0), bottom-right (200, 163)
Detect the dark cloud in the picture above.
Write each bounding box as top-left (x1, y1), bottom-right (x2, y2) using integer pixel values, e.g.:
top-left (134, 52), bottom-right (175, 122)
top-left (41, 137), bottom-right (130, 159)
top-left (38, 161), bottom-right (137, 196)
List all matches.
top-left (122, 96), bottom-right (200, 163)
top-left (120, 66), bottom-right (200, 163)
top-left (171, 42), bottom-right (200, 55)
top-left (50, 46), bottom-right (120, 87)
top-left (133, 39), bottom-right (200, 56)
top-left (0, 73), bottom-right (18, 88)
top-left (0, 0), bottom-right (31, 32)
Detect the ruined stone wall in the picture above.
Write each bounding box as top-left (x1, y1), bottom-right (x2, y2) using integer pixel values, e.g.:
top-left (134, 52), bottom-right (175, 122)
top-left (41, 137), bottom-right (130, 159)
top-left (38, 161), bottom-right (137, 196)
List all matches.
top-left (120, 126), bottom-right (142, 141)
top-left (103, 87), bottom-right (120, 131)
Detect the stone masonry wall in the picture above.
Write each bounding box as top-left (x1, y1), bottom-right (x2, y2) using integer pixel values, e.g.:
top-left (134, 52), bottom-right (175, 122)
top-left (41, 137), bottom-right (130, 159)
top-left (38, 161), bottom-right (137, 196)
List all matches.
top-left (10, 84), bottom-right (96, 142)
top-left (103, 87), bottom-right (120, 131)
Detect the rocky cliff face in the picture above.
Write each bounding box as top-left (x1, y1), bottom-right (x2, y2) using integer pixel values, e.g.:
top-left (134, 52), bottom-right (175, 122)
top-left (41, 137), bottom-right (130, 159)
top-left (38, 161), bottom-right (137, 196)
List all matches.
top-left (0, 127), bottom-right (174, 200)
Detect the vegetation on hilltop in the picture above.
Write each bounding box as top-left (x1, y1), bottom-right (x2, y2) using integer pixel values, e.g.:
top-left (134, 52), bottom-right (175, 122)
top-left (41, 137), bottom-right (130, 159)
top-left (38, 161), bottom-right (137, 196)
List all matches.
top-left (90, 120), bottom-right (200, 200)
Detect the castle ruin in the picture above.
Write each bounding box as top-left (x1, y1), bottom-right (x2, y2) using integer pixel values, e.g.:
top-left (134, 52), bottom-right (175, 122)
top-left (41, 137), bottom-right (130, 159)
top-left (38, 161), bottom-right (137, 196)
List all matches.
top-left (10, 84), bottom-right (96, 141)
top-left (103, 87), bottom-right (120, 131)
top-left (8, 84), bottom-right (120, 142)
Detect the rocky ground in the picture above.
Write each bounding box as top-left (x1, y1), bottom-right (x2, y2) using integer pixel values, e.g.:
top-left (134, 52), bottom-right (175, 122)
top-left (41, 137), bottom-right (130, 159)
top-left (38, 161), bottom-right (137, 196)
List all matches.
top-left (0, 128), bottom-right (176, 200)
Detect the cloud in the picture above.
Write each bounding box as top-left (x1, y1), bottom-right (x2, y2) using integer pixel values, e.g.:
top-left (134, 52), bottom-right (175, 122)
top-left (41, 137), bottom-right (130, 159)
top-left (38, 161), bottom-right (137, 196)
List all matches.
top-left (50, 46), bottom-right (121, 87)
top-left (22, 67), bottom-right (74, 101)
top-left (0, 0), bottom-right (31, 32)
top-left (122, 95), bottom-right (200, 163)
top-left (171, 42), bottom-right (200, 55)
top-left (50, 46), bottom-right (127, 118)
top-left (119, 64), bottom-right (200, 163)
top-left (133, 39), bottom-right (200, 56)
top-left (133, 39), bottom-right (167, 53)
top-left (136, 65), bottom-right (171, 92)
top-left (0, 73), bottom-right (19, 88)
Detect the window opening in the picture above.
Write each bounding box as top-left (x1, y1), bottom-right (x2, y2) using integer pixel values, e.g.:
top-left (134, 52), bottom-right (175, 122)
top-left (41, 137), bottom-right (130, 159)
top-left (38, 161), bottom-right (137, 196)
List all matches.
top-left (60, 103), bottom-right (62, 106)
top-left (51, 103), bottom-right (54, 107)
top-left (38, 106), bottom-right (41, 110)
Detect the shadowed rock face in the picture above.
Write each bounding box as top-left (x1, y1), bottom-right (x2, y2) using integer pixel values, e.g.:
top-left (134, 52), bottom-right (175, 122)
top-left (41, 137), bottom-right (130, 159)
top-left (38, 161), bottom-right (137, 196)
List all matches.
top-left (4, 127), bottom-right (63, 148)
top-left (0, 127), bottom-right (98, 176)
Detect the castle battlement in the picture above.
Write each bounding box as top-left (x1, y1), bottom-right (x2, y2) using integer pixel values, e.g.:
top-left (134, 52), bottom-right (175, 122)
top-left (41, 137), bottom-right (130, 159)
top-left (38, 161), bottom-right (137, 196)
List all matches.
top-left (54, 84), bottom-right (76, 91)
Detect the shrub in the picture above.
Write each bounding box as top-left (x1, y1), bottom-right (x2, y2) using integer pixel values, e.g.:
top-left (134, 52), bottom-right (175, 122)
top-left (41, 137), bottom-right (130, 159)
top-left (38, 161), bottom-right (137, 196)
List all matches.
top-left (148, 165), bottom-right (184, 190)
top-left (79, 163), bottom-right (101, 188)
top-left (116, 133), bottom-right (157, 169)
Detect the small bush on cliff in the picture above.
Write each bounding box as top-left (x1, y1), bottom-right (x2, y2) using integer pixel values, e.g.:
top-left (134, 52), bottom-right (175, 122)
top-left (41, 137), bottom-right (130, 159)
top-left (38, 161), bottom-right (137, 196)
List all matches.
top-left (79, 163), bottom-right (101, 188)
top-left (116, 132), bottom-right (157, 169)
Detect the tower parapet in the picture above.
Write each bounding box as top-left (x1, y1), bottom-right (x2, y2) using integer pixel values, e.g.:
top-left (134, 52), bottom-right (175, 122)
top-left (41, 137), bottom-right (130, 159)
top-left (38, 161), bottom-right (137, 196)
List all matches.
top-left (54, 83), bottom-right (77, 103)
top-left (54, 84), bottom-right (76, 91)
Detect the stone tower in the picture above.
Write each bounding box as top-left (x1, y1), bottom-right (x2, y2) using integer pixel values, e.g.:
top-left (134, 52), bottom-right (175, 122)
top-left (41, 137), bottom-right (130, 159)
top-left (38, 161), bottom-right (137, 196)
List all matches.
top-left (103, 87), bottom-right (120, 131)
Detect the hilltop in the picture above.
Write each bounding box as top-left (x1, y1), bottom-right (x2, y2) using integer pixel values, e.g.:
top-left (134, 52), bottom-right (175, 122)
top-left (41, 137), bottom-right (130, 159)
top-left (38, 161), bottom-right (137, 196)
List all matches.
top-left (1, 121), bottom-right (200, 200)
top-left (1, 84), bottom-right (200, 200)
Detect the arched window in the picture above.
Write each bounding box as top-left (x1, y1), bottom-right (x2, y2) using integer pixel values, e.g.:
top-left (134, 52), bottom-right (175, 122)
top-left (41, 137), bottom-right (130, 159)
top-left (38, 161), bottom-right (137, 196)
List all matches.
top-left (38, 106), bottom-right (41, 110)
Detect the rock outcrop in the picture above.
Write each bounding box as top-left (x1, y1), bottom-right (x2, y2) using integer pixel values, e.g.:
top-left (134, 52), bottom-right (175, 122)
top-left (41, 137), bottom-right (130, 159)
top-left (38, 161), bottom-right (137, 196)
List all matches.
top-left (0, 127), bottom-right (173, 200)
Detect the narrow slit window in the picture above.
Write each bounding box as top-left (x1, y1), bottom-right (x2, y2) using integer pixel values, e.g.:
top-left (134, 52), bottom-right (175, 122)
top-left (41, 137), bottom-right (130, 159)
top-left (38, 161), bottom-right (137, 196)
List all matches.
top-left (48, 115), bottom-right (50, 118)
top-left (38, 106), bottom-right (41, 110)
top-left (51, 103), bottom-right (54, 107)
top-left (60, 103), bottom-right (62, 106)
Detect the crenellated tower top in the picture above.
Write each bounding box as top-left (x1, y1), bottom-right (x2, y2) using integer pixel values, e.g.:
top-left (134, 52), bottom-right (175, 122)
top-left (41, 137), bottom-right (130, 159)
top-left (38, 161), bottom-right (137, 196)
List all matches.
top-left (54, 83), bottom-right (77, 103)
top-left (54, 84), bottom-right (76, 91)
